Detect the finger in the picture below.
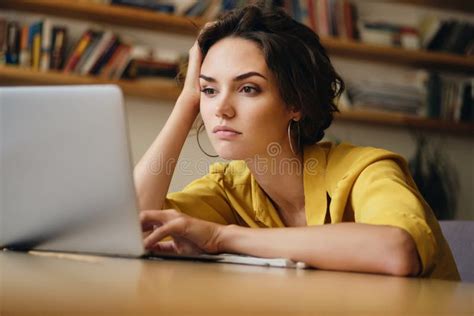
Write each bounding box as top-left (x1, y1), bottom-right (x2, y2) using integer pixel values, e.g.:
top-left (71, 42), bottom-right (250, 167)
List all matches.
top-left (173, 236), bottom-right (203, 255)
top-left (185, 42), bottom-right (202, 85)
top-left (142, 230), bottom-right (153, 239)
top-left (148, 241), bottom-right (177, 254)
top-left (140, 209), bottom-right (181, 231)
top-left (144, 217), bottom-right (187, 249)
top-left (199, 21), bottom-right (217, 36)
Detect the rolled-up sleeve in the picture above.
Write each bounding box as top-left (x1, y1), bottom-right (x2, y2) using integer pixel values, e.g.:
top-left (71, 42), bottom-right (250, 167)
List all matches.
top-left (350, 159), bottom-right (438, 275)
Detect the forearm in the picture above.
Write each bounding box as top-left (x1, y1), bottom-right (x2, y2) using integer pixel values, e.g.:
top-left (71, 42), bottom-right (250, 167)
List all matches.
top-left (134, 96), bottom-right (199, 211)
top-left (219, 223), bottom-right (420, 276)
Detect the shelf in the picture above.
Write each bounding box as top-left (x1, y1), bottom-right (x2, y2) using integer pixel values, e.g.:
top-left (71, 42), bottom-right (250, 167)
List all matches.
top-left (1, 66), bottom-right (472, 137)
top-left (0, 0), bottom-right (205, 35)
top-left (394, 0), bottom-right (473, 13)
top-left (321, 37), bottom-right (474, 73)
top-left (1, 1), bottom-right (473, 136)
top-left (335, 110), bottom-right (474, 136)
top-left (1, 0), bottom-right (473, 73)
top-left (0, 65), bottom-right (181, 100)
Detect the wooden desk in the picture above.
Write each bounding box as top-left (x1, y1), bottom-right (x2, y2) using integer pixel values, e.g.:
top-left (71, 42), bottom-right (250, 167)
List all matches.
top-left (1, 251), bottom-right (473, 315)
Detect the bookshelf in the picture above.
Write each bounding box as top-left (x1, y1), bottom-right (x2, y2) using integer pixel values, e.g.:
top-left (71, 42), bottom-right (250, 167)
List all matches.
top-left (395, 0), bottom-right (474, 13)
top-left (0, 0), bottom-right (473, 136)
top-left (334, 110), bottom-right (474, 137)
top-left (0, 0), bottom-right (205, 35)
top-left (1, 66), bottom-right (471, 136)
top-left (1, 1), bottom-right (473, 71)
top-left (322, 37), bottom-right (474, 73)
top-left (0, 65), bottom-right (180, 100)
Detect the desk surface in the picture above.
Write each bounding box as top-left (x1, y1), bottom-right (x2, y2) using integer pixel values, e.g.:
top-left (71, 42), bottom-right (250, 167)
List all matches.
top-left (1, 251), bottom-right (473, 315)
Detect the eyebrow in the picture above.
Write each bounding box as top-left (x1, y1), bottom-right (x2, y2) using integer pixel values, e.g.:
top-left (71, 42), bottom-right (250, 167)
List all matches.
top-left (199, 71), bottom-right (267, 82)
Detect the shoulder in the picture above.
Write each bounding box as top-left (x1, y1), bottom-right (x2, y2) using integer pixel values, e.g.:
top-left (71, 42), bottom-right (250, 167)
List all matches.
top-left (179, 160), bottom-right (250, 195)
top-left (207, 160), bottom-right (251, 187)
top-left (324, 141), bottom-right (407, 174)
top-left (308, 142), bottom-right (410, 192)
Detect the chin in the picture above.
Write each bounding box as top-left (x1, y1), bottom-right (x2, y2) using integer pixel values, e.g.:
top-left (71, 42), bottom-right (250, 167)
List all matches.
top-left (214, 143), bottom-right (247, 161)
top-left (216, 149), bottom-right (242, 161)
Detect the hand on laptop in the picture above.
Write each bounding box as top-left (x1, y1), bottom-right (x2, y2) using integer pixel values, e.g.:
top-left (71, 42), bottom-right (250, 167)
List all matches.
top-left (140, 209), bottom-right (224, 255)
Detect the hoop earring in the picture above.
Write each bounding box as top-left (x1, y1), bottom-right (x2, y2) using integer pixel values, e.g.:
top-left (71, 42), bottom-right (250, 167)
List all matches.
top-left (196, 123), bottom-right (218, 158)
top-left (288, 119), bottom-right (301, 156)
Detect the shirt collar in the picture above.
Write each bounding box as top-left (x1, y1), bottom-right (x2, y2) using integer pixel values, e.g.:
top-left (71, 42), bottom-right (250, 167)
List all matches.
top-left (249, 172), bottom-right (285, 227)
top-left (247, 143), bottom-right (329, 227)
top-left (303, 144), bottom-right (329, 225)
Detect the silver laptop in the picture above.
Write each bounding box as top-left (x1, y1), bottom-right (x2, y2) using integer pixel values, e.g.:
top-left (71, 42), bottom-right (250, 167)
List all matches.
top-left (0, 85), bottom-right (303, 268)
top-left (0, 85), bottom-right (146, 256)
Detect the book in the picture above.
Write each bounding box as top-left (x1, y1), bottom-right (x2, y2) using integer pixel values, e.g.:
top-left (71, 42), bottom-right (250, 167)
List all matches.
top-left (50, 27), bottom-right (67, 70)
top-left (73, 31), bottom-right (102, 73)
top-left (359, 22), bottom-right (396, 47)
top-left (29, 21), bottom-right (43, 70)
top-left (459, 81), bottom-right (473, 122)
top-left (327, 0), bottom-right (337, 36)
top-left (426, 20), bottom-right (456, 51)
top-left (201, 0), bottom-right (222, 20)
top-left (63, 30), bottom-right (94, 73)
top-left (6, 21), bottom-right (20, 65)
top-left (99, 43), bottom-right (130, 79)
top-left (221, 0), bottom-right (238, 12)
top-left (19, 25), bottom-right (30, 67)
top-left (453, 81), bottom-right (466, 121)
top-left (111, 45), bottom-right (153, 80)
top-left (186, 0), bottom-right (212, 17)
top-left (306, 0), bottom-right (317, 32)
top-left (440, 21), bottom-right (467, 53)
top-left (465, 39), bottom-right (474, 55)
top-left (347, 78), bottom-right (426, 116)
top-left (110, 0), bottom-right (175, 13)
top-left (0, 18), bottom-right (6, 65)
top-left (419, 16), bottom-right (442, 49)
top-left (316, 0), bottom-right (330, 37)
top-left (124, 58), bottom-right (178, 79)
top-left (283, 0), bottom-right (294, 16)
top-left (174, 0), bottom-right (198, 16)
top-left (298, 0), bottom-right (310, 26)
top-left (109, 44), bottom-right (133, 79)
top-left (334, 0), bottom-right (346, 38)
top-left (342, 0), bottom-right (356, 40)
top-left (446, 23), bottom-right (474, 55)
top-left (79, 31), bottom-right (115, 75)
top-left (89, 36), bottom-right (119, 75)
top-left (40, 19), bottom-right (52, 71)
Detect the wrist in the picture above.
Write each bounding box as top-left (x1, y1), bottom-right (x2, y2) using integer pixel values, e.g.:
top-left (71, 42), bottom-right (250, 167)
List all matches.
top-left (216, 224), bottom-right (243, 253)
top-left (171, 96), bottom-right (200, 128)
top-left (176, 92), bottom-right (200, 115)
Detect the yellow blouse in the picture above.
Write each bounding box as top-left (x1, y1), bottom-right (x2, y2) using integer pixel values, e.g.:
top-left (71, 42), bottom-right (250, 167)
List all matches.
top-left (165, 142), bottom-right (460, 280)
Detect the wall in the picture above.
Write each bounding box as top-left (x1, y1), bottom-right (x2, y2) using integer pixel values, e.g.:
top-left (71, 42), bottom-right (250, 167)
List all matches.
top-left (2, 1), bottom-right (472, 219)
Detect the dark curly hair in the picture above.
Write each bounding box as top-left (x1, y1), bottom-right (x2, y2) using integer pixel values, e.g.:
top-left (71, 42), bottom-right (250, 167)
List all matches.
top-left (197, 4), bottom-right (344, 146)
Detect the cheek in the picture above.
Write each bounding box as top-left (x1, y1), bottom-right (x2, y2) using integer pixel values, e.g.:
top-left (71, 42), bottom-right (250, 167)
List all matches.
top-left (199, 99), bottom-right (213, 123)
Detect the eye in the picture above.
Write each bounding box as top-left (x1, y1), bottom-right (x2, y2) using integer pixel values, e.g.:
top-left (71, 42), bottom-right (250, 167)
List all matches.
top-left (201, 87), bottom-right (217, 96)
top-left (240, 85), bottom-right (259, 94)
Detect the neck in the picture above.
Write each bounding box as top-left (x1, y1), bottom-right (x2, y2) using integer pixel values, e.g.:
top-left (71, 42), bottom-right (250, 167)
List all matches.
top-left (246, 149), bottom-right (305, 214)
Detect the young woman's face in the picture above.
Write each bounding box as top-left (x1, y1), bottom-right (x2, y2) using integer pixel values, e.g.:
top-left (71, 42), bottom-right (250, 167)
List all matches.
top-left (199, 37), bottom-right (298, 160)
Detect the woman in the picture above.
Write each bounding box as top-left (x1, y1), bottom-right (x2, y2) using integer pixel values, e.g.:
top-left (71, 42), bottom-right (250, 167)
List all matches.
top-left (134, 4), bottom-right (459, 280)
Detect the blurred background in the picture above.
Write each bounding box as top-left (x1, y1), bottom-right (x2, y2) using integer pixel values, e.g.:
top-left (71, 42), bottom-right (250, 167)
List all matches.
top-left (1, 0), bottom-right (472, 220)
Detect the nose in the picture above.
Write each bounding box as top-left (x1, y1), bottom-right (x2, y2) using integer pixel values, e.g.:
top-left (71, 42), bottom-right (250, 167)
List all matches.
top-left (214, 92), bottom-right (235, 119)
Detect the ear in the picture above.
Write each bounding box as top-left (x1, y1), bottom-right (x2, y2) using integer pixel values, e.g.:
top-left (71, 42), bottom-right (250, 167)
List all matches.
top-left (289, 107), bottom-right (302, 121)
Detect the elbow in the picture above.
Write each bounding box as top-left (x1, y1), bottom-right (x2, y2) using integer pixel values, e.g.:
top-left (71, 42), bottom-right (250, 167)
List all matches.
top-left (386, 228), bottom-right (421, 277)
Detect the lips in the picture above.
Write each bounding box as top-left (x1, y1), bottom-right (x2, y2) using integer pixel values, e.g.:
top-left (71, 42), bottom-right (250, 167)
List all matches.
top-left (212, 125), bottom-right (242, 134)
